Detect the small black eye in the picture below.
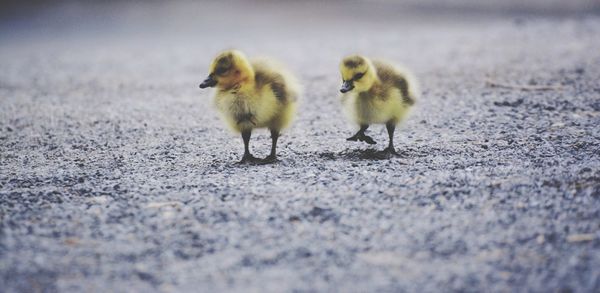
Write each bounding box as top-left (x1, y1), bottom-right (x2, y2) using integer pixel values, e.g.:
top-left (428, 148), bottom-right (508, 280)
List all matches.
top-left (354, 72), bottom-right (365, 80)
top-left (215, 66), bottom-right (229, 76)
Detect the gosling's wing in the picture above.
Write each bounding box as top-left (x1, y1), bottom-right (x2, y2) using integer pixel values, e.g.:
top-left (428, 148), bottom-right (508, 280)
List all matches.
top-left (270, 76), bottom-right (288, 103)
top-left (254, 70), bottom-right (287, 103)
top-left (252, 59), bottom-right (298, 104)
top-left (393, 74), bottom-right (415, 106)
top-left (373, 60), bottom-right (417, 106)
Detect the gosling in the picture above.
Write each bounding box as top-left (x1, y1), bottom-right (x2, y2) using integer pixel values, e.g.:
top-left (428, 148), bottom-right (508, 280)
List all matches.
top-left (199, 50), bottom-right (299, 164)
top-left (339, 55), bottom-right (419, 157)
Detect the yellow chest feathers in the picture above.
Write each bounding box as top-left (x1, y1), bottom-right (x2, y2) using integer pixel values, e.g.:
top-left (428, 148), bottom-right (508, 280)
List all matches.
top-left (343, 89), bottom-right (411, 124)
top-left (213, 88), bottom-right (280, 130)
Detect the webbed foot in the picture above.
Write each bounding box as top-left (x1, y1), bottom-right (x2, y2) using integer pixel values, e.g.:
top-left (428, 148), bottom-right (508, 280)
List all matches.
top-left (238, 153), bottom-right (262, 164)
top-left (347, 133), bottom-right (377, 145)
top-left (259, 155), bottom-right (279, 164)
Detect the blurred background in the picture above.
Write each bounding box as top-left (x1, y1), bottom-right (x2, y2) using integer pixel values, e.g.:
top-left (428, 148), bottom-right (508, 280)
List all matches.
top-left (2, 0), bottom-right (600, 42)
top-left (2, 0), bottom-right (599, 113)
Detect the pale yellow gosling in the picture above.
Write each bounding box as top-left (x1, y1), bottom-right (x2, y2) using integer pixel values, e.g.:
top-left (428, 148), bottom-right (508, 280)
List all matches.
top-left (339, 55), bottom-right (419, 157)
top-left (199, 50), bottom-right (299, 163)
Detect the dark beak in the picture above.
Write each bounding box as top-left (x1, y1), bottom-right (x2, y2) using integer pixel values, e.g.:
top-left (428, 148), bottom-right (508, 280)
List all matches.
top-left (199, 75), bottom-right (217, 89)
top-left (340, 80), bottom-right (354, 93)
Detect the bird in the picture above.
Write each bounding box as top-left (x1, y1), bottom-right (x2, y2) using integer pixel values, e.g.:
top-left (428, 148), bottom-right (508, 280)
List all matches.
top-left (199, 50), bottom-right (299, 164)
top-left (339, 55), bottom-right (419, 158)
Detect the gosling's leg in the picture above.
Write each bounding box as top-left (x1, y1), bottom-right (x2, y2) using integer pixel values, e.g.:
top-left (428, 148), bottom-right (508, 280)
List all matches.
top-left (347, 124), bottom-right (376, 145)
top-left (385, 122), bottom-right (399, 155)
top-left (262, 129), bottom-right (280, 163)
top-left (239, 130), bottom-right (260, 163)
top-left (378, 121), bottom-right (403, 157)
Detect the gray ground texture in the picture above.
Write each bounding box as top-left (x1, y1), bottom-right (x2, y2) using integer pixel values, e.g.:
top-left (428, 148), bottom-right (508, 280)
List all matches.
top-left (1, 1), bottom-right (600, 292)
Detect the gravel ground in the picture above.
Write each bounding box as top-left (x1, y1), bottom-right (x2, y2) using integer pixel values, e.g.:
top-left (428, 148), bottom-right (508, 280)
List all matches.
top-left (1, 1), bottom-right (599, 292)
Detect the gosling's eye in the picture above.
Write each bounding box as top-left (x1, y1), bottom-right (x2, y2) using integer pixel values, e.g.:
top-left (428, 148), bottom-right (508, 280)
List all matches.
top-left (354, 72), bottom-right (365, 80)
top-left (215, 66), bottom-right (229, 76)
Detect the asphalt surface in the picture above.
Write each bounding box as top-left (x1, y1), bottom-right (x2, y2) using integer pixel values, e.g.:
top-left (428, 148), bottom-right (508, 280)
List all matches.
top-left (1, 1), bottom-right (599, 292)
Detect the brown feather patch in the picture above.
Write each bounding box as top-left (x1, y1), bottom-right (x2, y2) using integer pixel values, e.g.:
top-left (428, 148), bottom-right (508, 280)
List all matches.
top-left (214, 55), bottom-right (233, 76)
top-left (255, 71), bottom-right (289, 103)
top-left (344, 57), bottom-right (364, 69)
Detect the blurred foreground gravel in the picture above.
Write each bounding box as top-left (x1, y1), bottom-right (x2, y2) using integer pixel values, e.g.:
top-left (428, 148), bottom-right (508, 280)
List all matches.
top-left (1, 1), bottom-right (599, 292)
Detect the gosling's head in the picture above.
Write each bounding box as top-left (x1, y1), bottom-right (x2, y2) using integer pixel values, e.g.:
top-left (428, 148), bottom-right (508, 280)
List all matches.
top-left (199, 50), bottom-right (254, 90)
top-left (339, 55), bottom-right (376, 93)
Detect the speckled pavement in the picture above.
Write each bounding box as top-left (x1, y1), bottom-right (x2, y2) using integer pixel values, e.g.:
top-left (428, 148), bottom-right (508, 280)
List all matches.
top-left (1, 1), bottom-right (599, 292)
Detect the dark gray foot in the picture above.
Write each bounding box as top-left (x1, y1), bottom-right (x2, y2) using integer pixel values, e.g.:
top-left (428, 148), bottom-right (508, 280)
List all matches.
top-left (346, 135), bottom-right (359, 142)
top-left (347, 134), bottom-right (376, 145)
top-left (362, 135), bottom-right (377, 145)
top-left (238, 154), bottom-right (262, 164)
top-left (259, 155), bottom-right (279, 164)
